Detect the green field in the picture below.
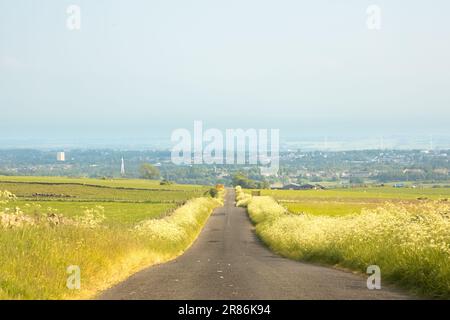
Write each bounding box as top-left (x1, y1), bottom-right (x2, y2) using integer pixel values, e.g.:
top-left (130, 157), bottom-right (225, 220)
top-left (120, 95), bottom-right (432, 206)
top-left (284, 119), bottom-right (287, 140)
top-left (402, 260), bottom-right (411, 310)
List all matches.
top-left (0, 182), bottom-right (204, 203)
top-left (0, 201), bottom-right (176, 225)
top-left (257, 186), bottom-right (450, 217)
top-left (0, 175), bottom-right (204, 191)
top-left (0, 176), bottom-right (220, 299)
top-left (0, 176), bottom-right (209, 224)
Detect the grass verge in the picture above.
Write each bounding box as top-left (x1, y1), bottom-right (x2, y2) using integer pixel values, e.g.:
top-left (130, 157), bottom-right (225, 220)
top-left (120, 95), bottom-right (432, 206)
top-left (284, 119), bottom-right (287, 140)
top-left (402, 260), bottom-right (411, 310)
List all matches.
top-left (235, 186), bottom-right (450, 298)
top-left (0, 191), bottom-right (223, 299)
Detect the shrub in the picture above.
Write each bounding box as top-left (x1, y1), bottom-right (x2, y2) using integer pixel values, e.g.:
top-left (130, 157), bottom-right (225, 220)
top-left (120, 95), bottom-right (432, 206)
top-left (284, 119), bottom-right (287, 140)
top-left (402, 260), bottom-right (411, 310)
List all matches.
top-left (139, 163), bottom-right (160, 180)
top-left (205, 188), bottom-right (218, 198)
top-left (235, 186), bottom-right (253, 207)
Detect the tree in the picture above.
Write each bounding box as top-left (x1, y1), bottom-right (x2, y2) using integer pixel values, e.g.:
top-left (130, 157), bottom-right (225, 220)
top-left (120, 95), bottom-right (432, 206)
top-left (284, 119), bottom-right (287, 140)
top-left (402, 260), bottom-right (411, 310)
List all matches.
top-left (231, 173), bottom-right (253, 188)
top-left (207, 188), bottom-right (218, 198)
top-left (139, 163), bottom-right (160, 180)
top-left (231, 172), bottom-right (269, 189)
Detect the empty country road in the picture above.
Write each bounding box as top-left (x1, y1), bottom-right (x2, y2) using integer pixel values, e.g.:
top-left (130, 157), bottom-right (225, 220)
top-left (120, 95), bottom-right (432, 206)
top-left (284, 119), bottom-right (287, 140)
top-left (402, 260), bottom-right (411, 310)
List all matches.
top-left (99, 189), bottom-right (410, 300)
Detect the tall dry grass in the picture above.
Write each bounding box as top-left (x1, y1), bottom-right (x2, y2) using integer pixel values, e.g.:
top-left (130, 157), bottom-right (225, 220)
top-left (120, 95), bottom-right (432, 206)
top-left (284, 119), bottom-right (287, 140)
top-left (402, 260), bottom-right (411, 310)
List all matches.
top-left (235, 186), bottom-right (253, 208)
top-left (0, 190), bottom-right (223, 299)
top-left (236, 187), bottom-right (450, 298)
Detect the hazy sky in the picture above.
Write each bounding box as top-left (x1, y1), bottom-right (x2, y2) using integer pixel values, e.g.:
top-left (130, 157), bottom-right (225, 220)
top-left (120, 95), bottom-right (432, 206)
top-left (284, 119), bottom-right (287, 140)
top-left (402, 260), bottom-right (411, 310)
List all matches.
top-left (1, 0), bottom-right (449, 142)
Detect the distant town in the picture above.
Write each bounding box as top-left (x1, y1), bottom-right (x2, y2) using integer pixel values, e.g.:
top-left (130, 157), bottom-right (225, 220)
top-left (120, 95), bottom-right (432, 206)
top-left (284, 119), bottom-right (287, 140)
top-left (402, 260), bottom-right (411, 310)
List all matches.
top-left (0, 148), bottom-right (448, 188)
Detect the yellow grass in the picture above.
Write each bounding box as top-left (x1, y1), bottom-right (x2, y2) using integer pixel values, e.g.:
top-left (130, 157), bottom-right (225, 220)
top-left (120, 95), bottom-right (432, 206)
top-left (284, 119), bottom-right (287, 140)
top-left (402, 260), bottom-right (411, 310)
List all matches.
top-left (237, 187), bottom-right (450, 298)
top-left (0, 190), bottom-right (223, 299)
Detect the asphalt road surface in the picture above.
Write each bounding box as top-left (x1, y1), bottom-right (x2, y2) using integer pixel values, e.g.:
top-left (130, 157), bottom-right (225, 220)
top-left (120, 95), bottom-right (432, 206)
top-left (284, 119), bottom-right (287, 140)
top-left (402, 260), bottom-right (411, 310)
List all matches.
top-left (99, 189), bottom-right (410, 300)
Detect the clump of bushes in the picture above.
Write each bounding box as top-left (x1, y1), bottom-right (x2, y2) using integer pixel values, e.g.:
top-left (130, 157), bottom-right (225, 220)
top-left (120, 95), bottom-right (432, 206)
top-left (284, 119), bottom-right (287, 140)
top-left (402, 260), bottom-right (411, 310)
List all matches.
top-left (160, 179), bottom-right (173, 185)
top-left (235, 186), bottom-right (253, 207)
top-left (135, 197), bottom-right (222, 245)
top-left (232, 173), bottom-right (269, 189)
top-left (206, 188), bottom-right (219, 198)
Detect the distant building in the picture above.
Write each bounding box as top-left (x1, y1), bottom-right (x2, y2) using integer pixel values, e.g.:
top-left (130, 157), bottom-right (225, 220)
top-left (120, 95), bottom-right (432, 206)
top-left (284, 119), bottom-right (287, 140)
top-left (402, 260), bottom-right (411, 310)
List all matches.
top-left (272, 183), bottom-right (325, 190)
top-left (269, 182), bottom-right (284, 189)
top-left (281, 183), bottom-right (303, 190)
top-left (120, 157), bottom-right (125, 176)
top-left (288, 183), bottom-right (316, 190)
top-left (56, 152), bottom-right (65, 162)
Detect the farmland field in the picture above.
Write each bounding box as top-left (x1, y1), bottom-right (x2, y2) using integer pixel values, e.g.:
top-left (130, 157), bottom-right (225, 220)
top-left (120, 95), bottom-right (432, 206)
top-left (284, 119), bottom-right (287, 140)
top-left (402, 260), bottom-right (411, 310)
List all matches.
top-left (258, 186), bottom-right (450, 217)
top-left (0, 176), bottom-right (208, 223)
top-left (0, 201), bottom-right (177, 225)
top-left (0, 176), bottom-right (219, 299)
top-left (0, 175), bottom-right (204, 190)
top-left (238, 186), bottom-right (450, 298)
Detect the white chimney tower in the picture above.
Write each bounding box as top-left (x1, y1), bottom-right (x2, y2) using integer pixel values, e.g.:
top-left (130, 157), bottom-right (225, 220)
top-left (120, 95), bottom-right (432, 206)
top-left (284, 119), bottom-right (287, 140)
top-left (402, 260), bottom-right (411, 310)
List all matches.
top-left (57, 152), bottom-right (65, 162)
top-left (120, 157), bottom-right (125, 176)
